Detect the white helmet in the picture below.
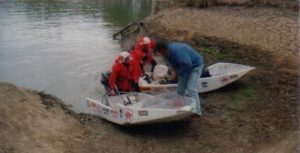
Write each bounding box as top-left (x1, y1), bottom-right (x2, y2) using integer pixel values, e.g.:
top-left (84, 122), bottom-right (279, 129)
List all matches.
top-left (142, 37), bottom-right (150, 45)
top-left (119, 51), bottom-right (130, 62)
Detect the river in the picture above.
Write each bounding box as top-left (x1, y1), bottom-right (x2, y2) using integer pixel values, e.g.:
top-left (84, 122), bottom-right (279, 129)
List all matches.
top-left (0, 0), bottom-right (153, 112)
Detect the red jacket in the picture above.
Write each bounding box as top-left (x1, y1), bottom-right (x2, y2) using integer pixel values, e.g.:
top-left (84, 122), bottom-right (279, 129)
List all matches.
top-left (128, 37), bottom-right (155, 83)
top-left (128, 54), bottom-right (142, 83)
top-left (109, 56), bottom-right (132, 91)
top-left (130, 48), bottom-right (144, 64)
top-left (134, 37), bottom-right (155, 64)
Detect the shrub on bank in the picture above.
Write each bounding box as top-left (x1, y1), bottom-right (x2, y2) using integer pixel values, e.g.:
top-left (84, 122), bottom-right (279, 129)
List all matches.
top-left (178, 0), bottom-right (298, 9)
top-left (184, 0), bottom-right (217, 8)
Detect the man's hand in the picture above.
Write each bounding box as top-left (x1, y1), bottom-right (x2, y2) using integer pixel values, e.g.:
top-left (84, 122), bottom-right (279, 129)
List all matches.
top-left (110, 90), bottom-right (115, 96)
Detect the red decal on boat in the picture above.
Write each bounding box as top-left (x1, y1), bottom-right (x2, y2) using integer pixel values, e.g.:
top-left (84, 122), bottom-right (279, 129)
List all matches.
top-left (124, 108), bottom-right (133, 122)
top-left (220, 76), bottom-right (229, 84)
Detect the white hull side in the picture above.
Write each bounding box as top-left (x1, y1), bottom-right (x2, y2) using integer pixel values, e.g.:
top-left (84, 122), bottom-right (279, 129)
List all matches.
top-left (86, 97), bottom-right (194, 125)
top-left (139, 63), bottom-right (255, 93)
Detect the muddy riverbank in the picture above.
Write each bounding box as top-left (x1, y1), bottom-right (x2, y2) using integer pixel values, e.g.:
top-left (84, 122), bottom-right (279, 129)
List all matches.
top-left (144, 4), bottom-right (299, 152)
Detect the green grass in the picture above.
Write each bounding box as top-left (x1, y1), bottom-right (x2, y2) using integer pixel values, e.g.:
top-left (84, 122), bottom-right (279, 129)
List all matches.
top-left (179, 0), bottom-right (294, 8)
top-left (183, 0), bottom-right (217, 8)
top-left (198, 46), bottom-right (235, 63)
top-left (250, 0), bottom-right (274, 5)
top-left (227, 84), bottom-right (258, 110)
top-left (201, 46), bottom-right (218, 54)
top-left (233, 85), bottom-right (256, 101)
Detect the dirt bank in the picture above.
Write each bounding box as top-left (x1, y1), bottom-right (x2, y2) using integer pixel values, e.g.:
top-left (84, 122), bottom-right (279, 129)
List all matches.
top-left (146, 6), bottom-right (298, 57)
top-left (0, 82), bottom-right (298, 153)
top-left (0, 83), bottom-right (89, 153)
top-left (143, 4), bottom-right (299, 153)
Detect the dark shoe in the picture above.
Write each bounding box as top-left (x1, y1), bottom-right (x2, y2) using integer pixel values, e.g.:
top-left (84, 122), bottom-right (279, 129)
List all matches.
top-left (190, 114), bottom-right (201, 119)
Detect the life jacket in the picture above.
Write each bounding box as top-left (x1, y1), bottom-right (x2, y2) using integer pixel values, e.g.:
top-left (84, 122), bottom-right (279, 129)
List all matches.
top-left (128, 54), bottom-right (142, 83)
top-left (134, 36), bottom-right (155, 64)
top-left (108, 56), bottom-right (132, 91)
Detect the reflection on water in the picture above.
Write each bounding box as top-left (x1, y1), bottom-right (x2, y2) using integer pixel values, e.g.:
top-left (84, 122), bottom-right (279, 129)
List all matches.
top-left (100, 0), bottom-right (152, 27)
top-left (0, 0), bottom-right (152, 112)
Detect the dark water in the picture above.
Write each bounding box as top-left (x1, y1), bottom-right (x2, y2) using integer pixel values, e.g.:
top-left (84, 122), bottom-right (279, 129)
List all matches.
top-left (0, 0), bottom-right (152, 112)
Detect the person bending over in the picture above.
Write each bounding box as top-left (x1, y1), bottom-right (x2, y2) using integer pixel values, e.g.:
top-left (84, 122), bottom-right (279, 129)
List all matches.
top-left (154, 40), bottom-right (204, 116)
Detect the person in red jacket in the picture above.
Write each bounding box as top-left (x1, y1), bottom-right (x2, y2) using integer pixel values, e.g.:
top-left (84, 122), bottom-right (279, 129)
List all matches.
top-left (128, 50), bottom-right (142, 92)
top-left (109, 52), bottom-right (132, 96)
top-left (126, 37), bottom-right (157, 92)
top-left (133, 36), bottom-right (157, 72)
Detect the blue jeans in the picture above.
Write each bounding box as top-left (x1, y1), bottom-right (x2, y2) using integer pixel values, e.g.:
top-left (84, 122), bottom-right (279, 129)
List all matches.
top-left (177, 65), bottom-right (203, 115)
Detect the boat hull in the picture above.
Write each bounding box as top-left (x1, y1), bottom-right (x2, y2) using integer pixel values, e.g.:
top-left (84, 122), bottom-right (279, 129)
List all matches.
top-left (86, 94), bottom-right (195, 125)
top-left (139, 63), bottom-right (255, 93)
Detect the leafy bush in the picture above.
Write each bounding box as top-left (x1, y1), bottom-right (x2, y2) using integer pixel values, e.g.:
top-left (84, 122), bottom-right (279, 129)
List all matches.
top-left (250, 0), bottom-right (275, 6)
top-left (184, 0), bottom-right (217, 8)
top-left (179, 0), bottom-right (298, 8)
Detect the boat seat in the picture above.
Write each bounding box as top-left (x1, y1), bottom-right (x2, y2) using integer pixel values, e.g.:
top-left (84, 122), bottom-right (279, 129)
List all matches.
top-left (105, 93), bottom-right (153, 108)
top-left (105, 96), bottom-right (124, 107)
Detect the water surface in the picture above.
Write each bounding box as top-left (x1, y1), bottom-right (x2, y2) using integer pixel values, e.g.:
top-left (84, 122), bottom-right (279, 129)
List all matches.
top-left (0, 0), bottom-right (152, 112)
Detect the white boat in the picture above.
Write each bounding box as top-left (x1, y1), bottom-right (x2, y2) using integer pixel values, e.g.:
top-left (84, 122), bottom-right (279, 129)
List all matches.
top-left (86, 93), bottom-right (196, 125)
top-left (139, 63), bottom-right (255, 93)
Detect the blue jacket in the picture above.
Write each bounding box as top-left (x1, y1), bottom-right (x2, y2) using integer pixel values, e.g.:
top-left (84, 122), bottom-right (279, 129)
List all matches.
top-left (166, 42), bottom-right (203, 78)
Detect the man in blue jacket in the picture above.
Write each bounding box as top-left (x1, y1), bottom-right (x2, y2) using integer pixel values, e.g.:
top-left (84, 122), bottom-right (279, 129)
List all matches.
top-left (155, 40), bottom-right (203, 116)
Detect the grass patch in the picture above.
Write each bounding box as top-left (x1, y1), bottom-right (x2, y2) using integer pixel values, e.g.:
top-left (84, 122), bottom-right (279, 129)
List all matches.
top-left (191, 34), bottom-right (276, 67)
top-left (178, 0), bottom-right (298, 8)
top-left (198, 46), bottom-right (235, 64)
top-left (225, 83), bottom-right (258, 110)
top-left (201, 46), bottom-right (218, 54)
top-left (233, 84), bottom-right (256, 101)
top-left (250, 0), bottom-right (275, 6)
top-left (184, 0), bottom-right (217, 8)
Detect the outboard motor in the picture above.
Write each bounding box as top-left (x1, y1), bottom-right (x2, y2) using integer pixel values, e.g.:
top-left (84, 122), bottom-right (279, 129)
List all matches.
top-left (100, 70), bottom-right (111, 93)
top-left (201, 68), bottom-right (211, 78)
top-left (143, 73), bottom-right (153, 84)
